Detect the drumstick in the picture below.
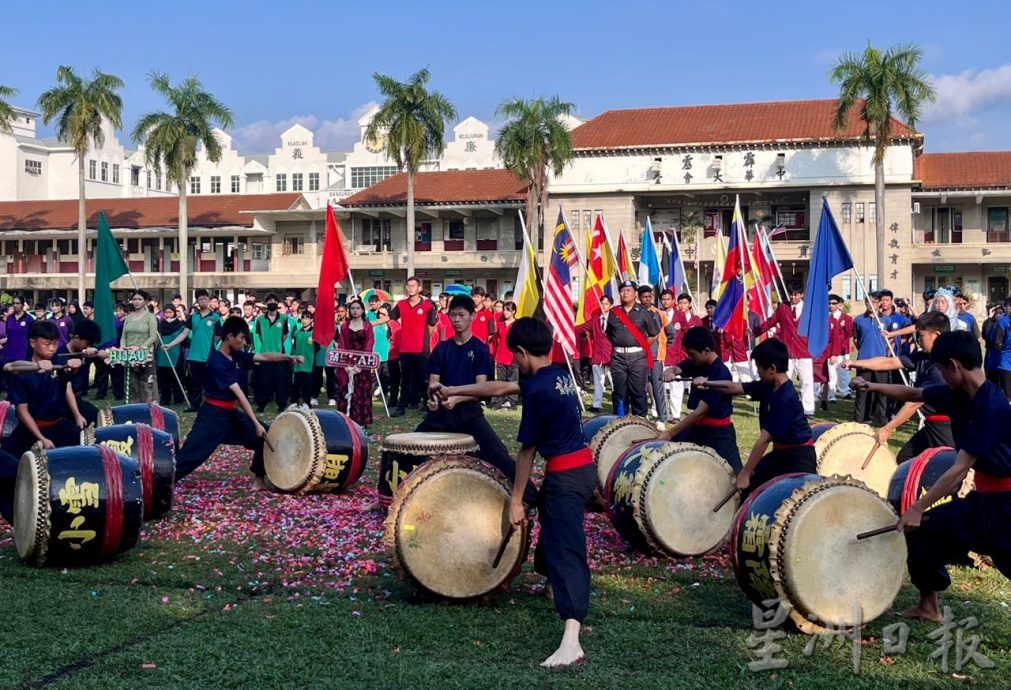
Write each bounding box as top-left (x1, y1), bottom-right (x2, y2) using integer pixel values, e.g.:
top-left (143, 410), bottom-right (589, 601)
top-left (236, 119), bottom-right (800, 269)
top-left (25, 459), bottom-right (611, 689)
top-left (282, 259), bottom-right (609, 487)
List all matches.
top-left (713, 486), bottom-right (740, 513)
top-left (857, 515), bottom-right (929, 540)
top-left (492, 523), bottom-right (517, 569)
top-left (860, 441), bottom-right (882, 471)
top-left (261, 434), bottom-right (276, 453)
top-left (4, 361), bottom-right (68, 374)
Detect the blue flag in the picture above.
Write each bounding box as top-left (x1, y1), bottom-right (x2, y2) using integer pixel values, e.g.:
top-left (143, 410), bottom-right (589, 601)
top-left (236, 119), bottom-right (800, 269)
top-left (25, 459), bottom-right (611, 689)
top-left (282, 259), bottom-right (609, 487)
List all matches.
top-left (638, 217), bottom-right (662, 288)
top-left (666, 230), bottom-right (688, 295)
top-left (799, 198), bottom-right (854, 359)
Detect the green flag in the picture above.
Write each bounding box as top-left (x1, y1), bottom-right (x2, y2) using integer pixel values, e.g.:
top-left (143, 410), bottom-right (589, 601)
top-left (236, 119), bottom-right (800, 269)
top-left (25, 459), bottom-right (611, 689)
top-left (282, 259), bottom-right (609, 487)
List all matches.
top-left (94, 210), bottom-right (128, 345)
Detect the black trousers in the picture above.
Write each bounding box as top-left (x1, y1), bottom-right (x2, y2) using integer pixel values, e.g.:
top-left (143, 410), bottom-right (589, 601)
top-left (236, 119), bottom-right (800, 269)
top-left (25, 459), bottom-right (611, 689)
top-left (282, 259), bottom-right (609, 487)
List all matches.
top-left (383, 360), bottom-right (401, 408)
top-left (175, 403), bottom-right (268, 480)
top-left (743, 445), bottom-right (818, 500)
top-left (255, 361), bottom-right (291, 410)
top-left (158, 365), bottom-right (187, 405)
top-left (907, 490), bottom-right (1011, 593)
top-left (674, 424), bottom-right (743, 472)
top-left (897, 420), bottom-right (956, 465)
top-left (0, 364), bottom-right (7, 399)
top-left (292, 371), bottom-right (314, 406)
top-left (187, 361), bottom-right (209, 407)
top-left (1000, 370), bottom-right (1011, 399)
top-left (414, 413), bottom-right (538, 505)
top-left (611, 351), bottom-right (648, 416)
top-left (3, 418), bottom-right (82, 459)
top-left (854, 369), bottom-right (889, 427)
top-left (0, 448), bottom-right (19, 525)
top-left (533, 464), bottom-right (596, 622)
top-left (399, 353), bottom-right (428, 409)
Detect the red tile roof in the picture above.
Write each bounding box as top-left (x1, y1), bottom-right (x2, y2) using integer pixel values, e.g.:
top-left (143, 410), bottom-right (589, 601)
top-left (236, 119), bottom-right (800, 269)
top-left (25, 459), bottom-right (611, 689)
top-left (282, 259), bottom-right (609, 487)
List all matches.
top-left (570, 99), bottom-right (919, 150)
top-left (341, 170), bottom-right (528, 207)
top-left (0, 193), bottom-right (305, 231)
top-left (915, 152), bottom-right (1011, 190)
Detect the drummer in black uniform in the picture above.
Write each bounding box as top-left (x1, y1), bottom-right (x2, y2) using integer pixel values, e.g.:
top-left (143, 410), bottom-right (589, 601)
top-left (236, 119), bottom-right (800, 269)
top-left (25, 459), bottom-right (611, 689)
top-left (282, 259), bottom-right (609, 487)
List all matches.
top-left (606, 280), bottom-right (659, 416)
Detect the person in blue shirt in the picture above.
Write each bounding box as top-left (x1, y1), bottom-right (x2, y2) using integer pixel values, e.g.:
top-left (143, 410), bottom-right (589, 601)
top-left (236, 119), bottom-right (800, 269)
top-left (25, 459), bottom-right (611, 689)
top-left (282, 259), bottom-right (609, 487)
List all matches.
top-left (691, 337), bottom-right (816, 498)
top-left (846, 311), bottom-right (955, 464)
top-left (435, 316), bottom-right (596, 667)
top-left (995, 296), bottom-right (1011, 399)
top-left (658, 326), bottom-right (742, 471)
top-left (175, 317), bottom-right (303, 489)
top-left (852, 293), bottom-right (890, 426)
top-left (851, 330), bottom-right (1011, 622)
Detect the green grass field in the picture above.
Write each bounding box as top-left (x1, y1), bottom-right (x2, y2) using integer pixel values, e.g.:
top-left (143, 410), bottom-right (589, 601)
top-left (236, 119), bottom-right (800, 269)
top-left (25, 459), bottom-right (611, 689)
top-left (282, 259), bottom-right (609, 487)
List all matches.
top-left (2, 391), bottom-right (1009, 689)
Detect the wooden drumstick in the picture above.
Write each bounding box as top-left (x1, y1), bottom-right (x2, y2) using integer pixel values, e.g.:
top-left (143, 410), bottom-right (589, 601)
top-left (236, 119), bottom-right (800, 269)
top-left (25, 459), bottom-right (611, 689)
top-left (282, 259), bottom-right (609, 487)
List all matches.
top-left (857, 515), bottom-right (929, 540)
top-left (492, 524), bottom-right (517, 569)
top-left (860, 441), bottom-right (882, 471)
top-left (4, 361), bottom-right (68, 375)
top-left (262, 434), bottom-right (276, 453)
top-left (713, 486), bottom-right (740, 513)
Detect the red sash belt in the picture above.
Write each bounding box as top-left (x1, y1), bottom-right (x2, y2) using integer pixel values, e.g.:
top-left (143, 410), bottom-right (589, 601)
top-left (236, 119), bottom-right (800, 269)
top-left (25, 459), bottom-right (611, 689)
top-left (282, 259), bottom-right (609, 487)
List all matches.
top-left (773, 440), bottom-right (814, 451)
top-left (546, 447), bottom-right (593, 474)
top-left (205, 398), bottom-right (237, 411)
top-left (696, 416), bottom-right (733, 427)
top-left (925, 415), bottom-right (951, 423)
top-left (36, 419), bottom-right (61, 428)
top-left (974, 471), bottom-right (1011, 493)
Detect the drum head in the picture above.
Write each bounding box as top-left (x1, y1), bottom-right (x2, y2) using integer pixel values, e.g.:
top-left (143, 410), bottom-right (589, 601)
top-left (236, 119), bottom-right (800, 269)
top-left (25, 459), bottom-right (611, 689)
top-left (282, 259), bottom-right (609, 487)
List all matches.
top-left (770, 477), bottom-right (906, 634)
top-left (815, 422), bottom-right (896, 497)
top-left (385, 457), bottom-right (528, 599)
top-left (381, 432), bottom-right (478, 456)
top-left (591, 417), bottom-right (656, 487)
top-left (14, 447), bottom-right (47, 563)
top-left (264, 409), bottom-right (321, 492)
top-left (637, 443), bottom-right (737, 557)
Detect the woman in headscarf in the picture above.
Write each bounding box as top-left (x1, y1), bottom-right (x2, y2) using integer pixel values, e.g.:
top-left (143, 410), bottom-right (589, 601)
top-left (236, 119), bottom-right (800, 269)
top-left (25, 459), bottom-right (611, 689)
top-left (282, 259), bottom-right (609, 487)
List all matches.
top-left (930, 288), bottom-right (968, 331)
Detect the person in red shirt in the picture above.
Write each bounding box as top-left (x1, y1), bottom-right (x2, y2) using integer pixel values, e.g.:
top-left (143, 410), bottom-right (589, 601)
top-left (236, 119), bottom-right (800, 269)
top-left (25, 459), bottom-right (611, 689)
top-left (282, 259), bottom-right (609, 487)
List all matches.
top-left (576, 294), bottom-right (613, 412)
top-left (830, 294), bottom-right (855, 398)
top-left (720, 310), bottom-right (761, 383)
top-left (470, 287), bottom-right (497, 345)
top-left (662, 292), bottom-right (701, 419)
top-left (754, 283), bottom-right (814, 416)
top-left (389, 276), bottom-right (438, 416)
top-left (492, 302), bottom-right (518, 408)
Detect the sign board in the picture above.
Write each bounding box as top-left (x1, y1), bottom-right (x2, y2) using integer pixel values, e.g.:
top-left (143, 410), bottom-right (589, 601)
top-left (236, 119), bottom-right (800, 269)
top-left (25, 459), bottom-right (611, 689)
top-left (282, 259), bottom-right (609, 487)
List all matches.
top-left (933, 265), bottom-right (956, 274)
top-left (107, 347), bottom-right (152, 366)
top-left (325, 349), bottom-right (379, 370)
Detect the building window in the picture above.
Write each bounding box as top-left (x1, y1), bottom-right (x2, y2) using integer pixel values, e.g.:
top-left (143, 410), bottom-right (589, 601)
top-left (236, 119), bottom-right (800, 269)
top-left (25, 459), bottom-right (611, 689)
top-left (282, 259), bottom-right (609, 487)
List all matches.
top-left (359, 218), bottom-right (392, 251)
top-left (146, 170), bottom-right (151, 188)
top-left (292, 173), bottom-right (303, 191)
top-left (276, 174), bottom-right (287, 192)
top-left (210, 176), bottom-right (221, 194)
top-left (841, 275), bottom-right (852, 300)
top-left (415, 221), bottom-right (433, 250)
top-left (309, 172), bottom-right (320, 191)
top-left (112, 164), bottom-right (120, 184)
top-left (841, 202), bottom-right (852, 224)
top-left (774, 207), bottom-right (806, 228)
top-left (89, 160), bottom-right (97, 180)
top-left (101, 162), bottom-right (108, 182)
top-left (583, 211), bottom-right (592, 232)
top-left (855, 203), bottom-right (865, 223)
top-left (868, 202), bottom-right (876, 224)
top-left (448, 220), bottom-right (465, 240)
top-left (190, 176), bottom-right (201, 194)
top-left (131, 166), bottom-right (140, 186)
top-left (24, 160), bottom-right (42, 175)
top-left (571, 210), bottom-right (580, 232)
top-left (350, 166), bottom-right (398, 188)
top-left (988, 207), bottom-right (1009, 243)
top-left (155, 173), bottom-right (162, 191)
top-left (283, 235), bottom-right (303, 255)
top-left (928, 207), bottom-right (963, 244)
top-left (514, 214), bottom-right (524, 250)
top-left (231, 175), bottom-right (240, 193)
top-left (252, 243), bottom-right (268, 260)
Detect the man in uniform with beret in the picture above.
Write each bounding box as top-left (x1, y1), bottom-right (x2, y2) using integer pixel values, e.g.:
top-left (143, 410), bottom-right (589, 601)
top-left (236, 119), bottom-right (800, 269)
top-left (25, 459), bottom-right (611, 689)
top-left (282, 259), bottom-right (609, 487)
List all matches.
top-left (606, 280), bottom-right (659, 416)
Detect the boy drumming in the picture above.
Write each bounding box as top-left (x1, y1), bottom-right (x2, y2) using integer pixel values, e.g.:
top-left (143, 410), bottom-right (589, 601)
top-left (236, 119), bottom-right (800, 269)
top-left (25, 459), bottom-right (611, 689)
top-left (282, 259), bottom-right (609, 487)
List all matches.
top-left (852, 331), bottom-right (1011, 621)
top-left (434, 317), bottom-right (596, 667)
top-left (690, 338), bottom-right (815, 496)
top-left (658, 326), bottom-right (742, 471)
top-left (175, 317), bottom-right (303, 489)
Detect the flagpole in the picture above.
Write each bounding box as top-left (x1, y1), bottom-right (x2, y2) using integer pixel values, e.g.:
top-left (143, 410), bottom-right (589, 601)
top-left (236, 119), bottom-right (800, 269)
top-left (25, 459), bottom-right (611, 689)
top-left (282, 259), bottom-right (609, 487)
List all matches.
top-left (695, 230), bottom-right (701, 300)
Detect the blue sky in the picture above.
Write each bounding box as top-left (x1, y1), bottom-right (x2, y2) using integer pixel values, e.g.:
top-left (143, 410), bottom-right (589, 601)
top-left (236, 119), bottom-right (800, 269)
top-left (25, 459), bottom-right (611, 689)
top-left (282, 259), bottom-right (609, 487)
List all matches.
top-left (5, 1), bottom-right (1011, 153)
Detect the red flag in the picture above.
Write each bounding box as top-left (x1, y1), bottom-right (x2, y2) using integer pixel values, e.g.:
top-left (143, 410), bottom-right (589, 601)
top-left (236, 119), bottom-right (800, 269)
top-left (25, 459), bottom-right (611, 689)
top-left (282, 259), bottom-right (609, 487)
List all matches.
top-left (314, 204), bottom-right (350, 346)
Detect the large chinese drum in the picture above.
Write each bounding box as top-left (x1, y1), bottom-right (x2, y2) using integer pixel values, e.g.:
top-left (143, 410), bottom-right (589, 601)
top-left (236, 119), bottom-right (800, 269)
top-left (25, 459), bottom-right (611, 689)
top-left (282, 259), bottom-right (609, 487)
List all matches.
top-left (384, 457), bottom-right (530, 599)
top-left (731, 473), bottom-right (906, 634)
top-left (888, 447), bottom-right (974, 515)
top-left (606, 440), bottom-right (737, 556)
top-left (814, 422), bottom-right (896, 497)
top-left (378, 432), bottom-right (478, 508)
top-left (809, 422), bottom-right (836, 443)
top-left (82, 423), bottom-right (176, 520)
top-left (581, 414), bottom-right (618, 445)
top-left (264, 406), bottom-right (368, 494)
top-left (14, 445), bottom-right (144, 566)
top-left (98, 403), bottom-right (181, 450)
top-left (589, 416), bottom-right (656, 488)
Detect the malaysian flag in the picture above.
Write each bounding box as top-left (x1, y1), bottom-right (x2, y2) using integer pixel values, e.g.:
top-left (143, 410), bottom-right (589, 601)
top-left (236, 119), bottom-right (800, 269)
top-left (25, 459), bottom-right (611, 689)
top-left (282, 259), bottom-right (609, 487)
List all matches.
top-left (767, 223), bottom-right (788, 239)
top-left (545, 208), bottom-right (580, 356)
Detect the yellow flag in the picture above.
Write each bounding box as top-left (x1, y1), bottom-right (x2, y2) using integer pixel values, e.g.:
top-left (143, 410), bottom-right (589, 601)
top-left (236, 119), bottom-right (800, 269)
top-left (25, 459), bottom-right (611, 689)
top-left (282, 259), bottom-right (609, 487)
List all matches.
top-left (514, 222), bottom-right (540, 318)
top-left (712, 230), bottom-right (727, 299)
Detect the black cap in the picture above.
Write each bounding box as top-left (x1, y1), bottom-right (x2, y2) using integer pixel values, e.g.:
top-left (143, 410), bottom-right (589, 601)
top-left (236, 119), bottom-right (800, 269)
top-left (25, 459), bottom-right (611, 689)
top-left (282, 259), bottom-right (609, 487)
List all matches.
top-left (619, 279), bottom-right (637, 290)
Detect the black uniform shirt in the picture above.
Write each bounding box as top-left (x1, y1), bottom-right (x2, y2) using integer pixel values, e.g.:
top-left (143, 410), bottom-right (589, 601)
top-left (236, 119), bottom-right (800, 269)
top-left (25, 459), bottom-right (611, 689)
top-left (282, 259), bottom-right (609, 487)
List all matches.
top-left (605, 303), bottom-right (658, 348)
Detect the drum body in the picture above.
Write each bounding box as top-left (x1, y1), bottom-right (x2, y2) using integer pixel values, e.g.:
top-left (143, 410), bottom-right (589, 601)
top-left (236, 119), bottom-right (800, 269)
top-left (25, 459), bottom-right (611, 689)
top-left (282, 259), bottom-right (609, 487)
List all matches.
top-left (731, 473), bottom-right (905, 634)
top-left (589, 416), bottom-right (656, 488)
top-left (888, 447), bottom-right (974, 514)
top-left (607, 441), bottom-right (737, 556)
top-left (14, 445), bottom-right (144, 566)
top-left (264, 407), bottom-right (368, 494)
top-left (378, 432), bottom-right (479, 508)
top-left (98, 403), bottom-right (181, 449)
top-left (809, 422), bottom-right (836, 443)
top-left (582, 414), bottom-right (618, 445)
top-left (384, 457), bottom-right (530, 599)
top-left (83, 424), bottom-right (176, 520)
top-left (814, 422), bottom-right (896, 497)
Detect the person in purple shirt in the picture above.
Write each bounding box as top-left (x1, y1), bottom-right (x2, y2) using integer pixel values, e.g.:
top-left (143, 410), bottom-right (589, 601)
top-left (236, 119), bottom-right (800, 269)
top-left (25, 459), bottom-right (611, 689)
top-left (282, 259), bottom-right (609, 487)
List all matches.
top-left (48, 297), bottom-right (73, 349)
top-left (4, 297), bottom-right (35, 364)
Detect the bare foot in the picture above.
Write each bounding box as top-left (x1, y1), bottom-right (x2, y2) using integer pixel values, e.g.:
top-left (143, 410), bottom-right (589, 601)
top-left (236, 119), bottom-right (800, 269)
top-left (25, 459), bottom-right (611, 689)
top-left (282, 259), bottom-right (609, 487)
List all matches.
top-left (898, 593), bottom-right (942, 622)
top-left (250, 475), bottom-right (267, 491)
top-left (541, 619), bottom-right (584, 668)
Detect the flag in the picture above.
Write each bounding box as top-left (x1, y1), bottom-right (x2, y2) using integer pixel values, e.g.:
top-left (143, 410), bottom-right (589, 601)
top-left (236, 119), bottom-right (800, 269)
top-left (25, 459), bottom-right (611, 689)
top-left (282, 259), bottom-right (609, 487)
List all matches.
top-left (314, 203), bottom-right (350, 346)
top-left (744, 231), bottom-right (773, 319)
top-left (665, 230), bottom-right (689, 295)
top-left (94, 211), bottom-right (129, 345)
top-left (513, 212), bottom-right (540, 319)
top-left (767, 223), bottom-right (788, 238)
top-left (711, 230), bottom-right (727, 299)
top-left (751, 227), bottom-right (780, 310)
top-left (616, 233), bottom-right (635, 282)
top-left (712, 197), bottom-right (750, 339)
top-left (757, 226), bottom-right (787, 299)
top-left (799, 199), bottom-right (854, 359)
top-left (637, 217), bottom-right (662, 288)
top-left (577, 214), bottom-right (618, 324)
top-left (545, 209), bottom-right (579, 355)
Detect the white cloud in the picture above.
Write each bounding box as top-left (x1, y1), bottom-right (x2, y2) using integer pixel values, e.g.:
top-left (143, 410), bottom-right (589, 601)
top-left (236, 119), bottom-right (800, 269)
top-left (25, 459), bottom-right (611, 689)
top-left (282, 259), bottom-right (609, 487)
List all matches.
top-left (923, 64), bottom-right (1011, 126)
top-left (229, 101), bottom-right (379, 152)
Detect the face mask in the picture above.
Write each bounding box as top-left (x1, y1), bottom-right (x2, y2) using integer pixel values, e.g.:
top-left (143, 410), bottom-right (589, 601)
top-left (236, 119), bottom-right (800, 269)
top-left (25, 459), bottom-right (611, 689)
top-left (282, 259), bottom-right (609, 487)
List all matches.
top-left (267, 304), bottom-right (278, 311)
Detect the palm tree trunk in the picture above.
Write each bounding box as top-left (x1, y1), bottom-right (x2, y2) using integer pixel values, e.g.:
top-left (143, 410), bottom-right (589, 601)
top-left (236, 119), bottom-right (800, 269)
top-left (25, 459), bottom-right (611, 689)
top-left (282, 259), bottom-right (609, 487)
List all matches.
top-left (525, 189), bottom-right (537, 260)
top-left (179, 186), bottom-right (189, 303)
top-left (406, 171), bottom-right (416, 278)
top-left (540, 168), bottom-right (550, 245)
top-left (874, 158), bottom-right (886, 284)
top-left (77, 154), bottom-right (87, 304)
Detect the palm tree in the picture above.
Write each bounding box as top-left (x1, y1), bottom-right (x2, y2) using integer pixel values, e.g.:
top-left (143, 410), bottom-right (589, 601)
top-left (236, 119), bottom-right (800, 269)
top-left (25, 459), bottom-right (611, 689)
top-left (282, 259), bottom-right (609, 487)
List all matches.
top-left (494, 97), bottom-right (575, 253)
top-left (364, 68), bottom-right (456, 278)
top-left (831, 43), bottom-right (935, 281)
top-left (37, 67), bottom-right (124, 303)
top-left (0, 84), bottom-right (19, 135)
top-left (133, 73), bottom-right (234, 302)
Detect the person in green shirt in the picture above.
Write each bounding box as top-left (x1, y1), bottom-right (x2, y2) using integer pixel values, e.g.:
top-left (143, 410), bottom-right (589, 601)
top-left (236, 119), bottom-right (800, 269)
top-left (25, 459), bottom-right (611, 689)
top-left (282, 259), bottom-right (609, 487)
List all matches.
top-left (157, 305), bottom-right (190, 405)
top-left (253, 293), bottom-right (292, 413)
top-left (120, 290), bottom-right (161, 404)
top-left (292, 311), bottom-right (318, 406)
top-left (186, 289), bottom-right (222, 412)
